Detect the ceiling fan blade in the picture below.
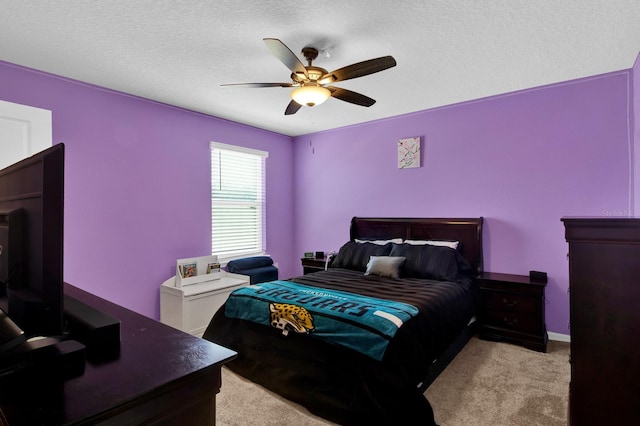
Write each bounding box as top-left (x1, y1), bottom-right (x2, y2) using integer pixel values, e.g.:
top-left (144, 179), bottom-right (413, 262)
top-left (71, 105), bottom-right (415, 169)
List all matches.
top-left (319, 56), bottom-right (396, 84)
top-left (284, 100), bottom-right (302, 115)
top-left (328, 87), bottom-right (376, 107)
top-left (263, 38), bottom-right (308, 78)
top-left (221, 82), bottom-right (293, 88)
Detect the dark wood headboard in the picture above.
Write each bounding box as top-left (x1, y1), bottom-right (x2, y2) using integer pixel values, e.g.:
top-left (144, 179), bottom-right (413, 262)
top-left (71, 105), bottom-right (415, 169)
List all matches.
top-left (349, 217), bottom-right (484, 275)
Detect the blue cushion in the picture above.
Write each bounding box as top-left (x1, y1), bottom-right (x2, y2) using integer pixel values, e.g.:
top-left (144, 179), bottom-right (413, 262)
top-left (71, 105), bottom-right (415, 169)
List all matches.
top-left (227, 256), bottom-right (274, 273)
top-left (238, 266), bottom-right (279, 285)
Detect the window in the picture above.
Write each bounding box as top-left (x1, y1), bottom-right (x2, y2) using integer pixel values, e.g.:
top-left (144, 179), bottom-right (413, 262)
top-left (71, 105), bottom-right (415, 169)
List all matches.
top-left (210, 142), bottom-right (268, 262)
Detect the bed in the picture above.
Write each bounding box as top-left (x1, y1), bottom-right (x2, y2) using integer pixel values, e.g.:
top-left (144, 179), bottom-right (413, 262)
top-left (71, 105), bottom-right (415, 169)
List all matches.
top-left (203, 217), bottom-right (484, 425)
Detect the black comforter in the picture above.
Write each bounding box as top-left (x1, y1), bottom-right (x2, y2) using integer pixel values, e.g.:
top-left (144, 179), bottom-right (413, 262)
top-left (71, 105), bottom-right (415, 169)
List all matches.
top-left (203, 268), bottom-right (477, 425)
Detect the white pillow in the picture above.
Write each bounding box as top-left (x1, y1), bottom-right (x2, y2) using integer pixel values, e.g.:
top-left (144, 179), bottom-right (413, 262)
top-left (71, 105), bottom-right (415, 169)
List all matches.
top-left (364, 256), bottom-right (406, 279)
top-left (403, 239), bottom-right (459, 249)
top-left (355, 238), bottom-right (403, 245)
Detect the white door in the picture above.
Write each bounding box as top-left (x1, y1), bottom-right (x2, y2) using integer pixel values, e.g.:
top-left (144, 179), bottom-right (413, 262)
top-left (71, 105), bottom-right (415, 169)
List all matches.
top-left (0, 100), bottom-right (52, 169)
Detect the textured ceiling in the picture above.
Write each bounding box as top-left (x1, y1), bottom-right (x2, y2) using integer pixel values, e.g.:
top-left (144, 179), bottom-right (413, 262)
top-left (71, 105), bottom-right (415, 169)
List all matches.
top-left (1, 1), bottom-right (640, 137)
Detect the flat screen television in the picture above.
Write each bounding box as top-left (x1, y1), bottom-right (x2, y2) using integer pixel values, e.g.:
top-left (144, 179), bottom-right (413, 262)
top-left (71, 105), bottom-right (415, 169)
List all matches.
top-left (0, 143), bottom-right (64, 338)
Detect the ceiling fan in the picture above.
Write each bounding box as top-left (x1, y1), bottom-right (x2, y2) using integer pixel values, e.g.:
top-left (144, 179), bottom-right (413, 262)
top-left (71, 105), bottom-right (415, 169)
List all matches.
top-left (221, 38), bottom-right (397, 115)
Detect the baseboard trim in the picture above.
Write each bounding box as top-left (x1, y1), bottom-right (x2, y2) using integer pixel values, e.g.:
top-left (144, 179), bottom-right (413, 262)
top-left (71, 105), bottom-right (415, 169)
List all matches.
top-left (548, 332), bottom-right (570, 342)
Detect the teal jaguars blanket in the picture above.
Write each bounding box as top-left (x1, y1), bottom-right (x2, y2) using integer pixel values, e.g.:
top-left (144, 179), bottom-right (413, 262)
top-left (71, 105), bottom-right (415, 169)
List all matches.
top-left (224, 280), bottom-right (419, 361)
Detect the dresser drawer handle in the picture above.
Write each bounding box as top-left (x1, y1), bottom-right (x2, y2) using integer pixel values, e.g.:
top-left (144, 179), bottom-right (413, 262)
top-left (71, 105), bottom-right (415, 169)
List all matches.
top-left (503, 317), bottom-right (518, 327)
top-left (502, 298), bottom-right (519, 309)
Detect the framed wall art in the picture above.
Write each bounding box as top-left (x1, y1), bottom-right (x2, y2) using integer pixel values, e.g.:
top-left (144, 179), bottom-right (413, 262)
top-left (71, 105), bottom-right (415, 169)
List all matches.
top-left (398, 136), bottom-right (420, 169)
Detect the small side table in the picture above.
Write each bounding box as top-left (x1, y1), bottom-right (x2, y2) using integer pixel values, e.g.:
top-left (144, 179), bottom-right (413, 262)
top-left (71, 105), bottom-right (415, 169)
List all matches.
top-left (301, 257), bottom-right (328, 274)
top-left (477, 272), bottom-right (548, 352)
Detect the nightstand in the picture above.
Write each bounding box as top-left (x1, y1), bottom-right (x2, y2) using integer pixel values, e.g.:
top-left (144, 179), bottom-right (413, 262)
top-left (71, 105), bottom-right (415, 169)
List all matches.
top-left (477, 272), bottom-right (548, 352)
top-left (301, 257), bottom-right (327, 274)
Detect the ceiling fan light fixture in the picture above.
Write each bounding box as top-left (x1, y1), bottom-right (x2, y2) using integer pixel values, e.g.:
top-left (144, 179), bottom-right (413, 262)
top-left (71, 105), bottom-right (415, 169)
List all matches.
top-left (291, 85), bottom-right (331, 107)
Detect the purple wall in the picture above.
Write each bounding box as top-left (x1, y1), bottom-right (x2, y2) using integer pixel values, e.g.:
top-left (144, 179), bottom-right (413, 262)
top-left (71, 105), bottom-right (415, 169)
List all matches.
top-left (1, 59), bottom-right (635, 336)
top-left (0, 61), bottom-right (295, 320)
top-left (292, 71), bottom-right (633, 336)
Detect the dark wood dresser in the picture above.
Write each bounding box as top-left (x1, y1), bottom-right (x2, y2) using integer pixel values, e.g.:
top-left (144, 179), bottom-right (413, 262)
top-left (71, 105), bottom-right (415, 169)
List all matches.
top-left (562, 217), bottom-right (640, 425)
top-left (0, 283), bottom-right (236, 425)
top-left (477, 272), bottom-right (548, 352)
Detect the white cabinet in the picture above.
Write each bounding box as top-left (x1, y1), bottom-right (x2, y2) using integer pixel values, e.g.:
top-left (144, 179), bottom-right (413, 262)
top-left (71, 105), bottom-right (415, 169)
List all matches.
top-left (160, 272), bottom-right (249, 337)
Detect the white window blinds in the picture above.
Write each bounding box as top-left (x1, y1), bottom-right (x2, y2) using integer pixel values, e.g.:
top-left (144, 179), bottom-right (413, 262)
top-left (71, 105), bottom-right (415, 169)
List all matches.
top-left (210, 142), bottom-right (268, 261)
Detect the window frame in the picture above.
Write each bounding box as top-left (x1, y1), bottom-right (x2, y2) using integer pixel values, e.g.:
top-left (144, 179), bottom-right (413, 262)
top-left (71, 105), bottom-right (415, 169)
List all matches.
top-left (210, 141), bottom-right (268, 263)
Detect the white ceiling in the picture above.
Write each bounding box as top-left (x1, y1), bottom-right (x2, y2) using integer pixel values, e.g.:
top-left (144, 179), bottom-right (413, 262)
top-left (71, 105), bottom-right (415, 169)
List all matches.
top-left (2, 1), bottom-right (640, 137)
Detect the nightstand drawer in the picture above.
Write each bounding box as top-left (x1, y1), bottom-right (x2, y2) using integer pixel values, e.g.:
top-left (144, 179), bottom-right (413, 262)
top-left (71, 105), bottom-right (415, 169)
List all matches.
top-left (482, 309), bottom-right (542, 334)
top-left (482, 292), bottom-right (537, 314)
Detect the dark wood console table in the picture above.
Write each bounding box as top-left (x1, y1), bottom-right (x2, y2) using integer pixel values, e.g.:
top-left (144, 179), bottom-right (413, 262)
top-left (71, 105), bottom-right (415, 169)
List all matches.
top-left (0, 283), bottom-right (236, 425)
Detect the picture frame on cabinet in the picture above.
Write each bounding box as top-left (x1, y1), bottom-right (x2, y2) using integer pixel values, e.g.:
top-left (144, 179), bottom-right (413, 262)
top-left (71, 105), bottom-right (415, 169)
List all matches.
top-left (206, 262), bottom-right (220, 274)
top-left (176, 255), bottom-right (221, 287)
top-left (179, 262), bottom-right (197, 278)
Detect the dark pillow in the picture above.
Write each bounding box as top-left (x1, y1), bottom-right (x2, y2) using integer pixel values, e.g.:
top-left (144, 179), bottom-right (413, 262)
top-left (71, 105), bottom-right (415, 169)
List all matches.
top-left (331, 241), bottom-right (392, 272)
top-left (389, 243), bottom-right (471, 281)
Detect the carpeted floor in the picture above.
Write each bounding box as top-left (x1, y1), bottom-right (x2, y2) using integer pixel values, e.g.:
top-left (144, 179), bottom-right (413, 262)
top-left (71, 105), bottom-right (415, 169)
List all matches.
top-left (216, 336), bottom-right (570, 425)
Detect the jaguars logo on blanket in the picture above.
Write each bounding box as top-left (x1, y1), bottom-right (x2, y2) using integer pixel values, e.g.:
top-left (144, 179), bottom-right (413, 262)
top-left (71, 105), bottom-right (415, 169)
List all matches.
top-left (269, 303), bottom-right (315, 335)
